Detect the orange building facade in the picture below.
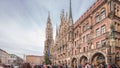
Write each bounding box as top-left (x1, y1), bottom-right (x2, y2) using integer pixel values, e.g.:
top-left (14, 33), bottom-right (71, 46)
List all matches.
top-left (52, 0), bottom-right (120, 67)
top-left (26, 55), bottom-right (43, 67)
top-left (73, 0), bottom-right (120, 66)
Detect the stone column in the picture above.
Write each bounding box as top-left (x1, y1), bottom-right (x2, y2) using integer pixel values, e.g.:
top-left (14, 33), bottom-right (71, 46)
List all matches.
top-left (106, 47), bottom-right (110, 65)
top-left (67, 59), bottom-right (71, 68)
top-left (106, 55), bottom-right (109, 65)
top-left (88, 53), bottom-right (91, 63)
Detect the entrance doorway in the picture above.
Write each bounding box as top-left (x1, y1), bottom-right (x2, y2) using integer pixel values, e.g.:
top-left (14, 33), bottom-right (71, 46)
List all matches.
top-left (80, 56), bottom-right (88, 66)
top-left (71, 58), bottom-right (77, 68)
top-left (91, 53), bottom-right (105, 66)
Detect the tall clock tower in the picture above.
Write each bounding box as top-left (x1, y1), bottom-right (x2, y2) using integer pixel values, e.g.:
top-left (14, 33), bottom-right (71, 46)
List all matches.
top-left (44, 13), bottom-right (54, 57)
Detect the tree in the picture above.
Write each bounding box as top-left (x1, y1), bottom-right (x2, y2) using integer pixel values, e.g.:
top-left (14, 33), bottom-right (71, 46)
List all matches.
top-left (0, 59), bottom-right (1, 64)
top-left (44, 53), bottom-right (51, 65)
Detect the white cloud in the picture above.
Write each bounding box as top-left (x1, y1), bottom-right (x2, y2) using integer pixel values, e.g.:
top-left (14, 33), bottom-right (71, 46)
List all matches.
top-left (0, 19), bottom-right (45, 58)
top-left (0, 0), bottom-right (97, 58)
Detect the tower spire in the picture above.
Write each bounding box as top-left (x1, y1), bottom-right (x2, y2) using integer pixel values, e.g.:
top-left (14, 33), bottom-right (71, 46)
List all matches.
top-left (69, 0), bottom-right (72, 19)
top-left (46, 12), bottom-right (53, 39)
top-left (44, 11), bottom-right (53, 56)
top-left (68, 0), bottom-right (73, 26)
top-left (47, 11), bottom-right (51, 24)
top-left (56, 23), bottom-right (58, 36)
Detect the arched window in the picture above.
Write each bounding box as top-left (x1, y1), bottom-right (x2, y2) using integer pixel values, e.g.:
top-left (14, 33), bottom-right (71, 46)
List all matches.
top-left (101, 8), bottom-right (106, 20)
top-left (96, 13), bottom-right (100, 23)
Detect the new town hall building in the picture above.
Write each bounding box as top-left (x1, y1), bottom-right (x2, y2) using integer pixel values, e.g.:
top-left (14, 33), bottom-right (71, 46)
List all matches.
top-left (44, 0), bottom-right (120, 67)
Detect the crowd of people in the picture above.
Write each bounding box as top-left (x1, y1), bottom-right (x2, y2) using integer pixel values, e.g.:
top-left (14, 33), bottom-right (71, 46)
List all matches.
top-left (0, 62), bottom-right (120, 68)
top-left (20, 62), bottom-right (119, 68)
top-left (77, 63), bottom-right (119, 68)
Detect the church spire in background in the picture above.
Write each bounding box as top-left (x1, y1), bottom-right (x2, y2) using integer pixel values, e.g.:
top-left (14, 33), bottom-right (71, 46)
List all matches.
top-left (46, 12), bottom-right (53, 39)
top-left (47, 11), bottom-right (51, 24)
top-left (68, 0), bottom-right (73, 26)
top-left (69, 0), bottom-right (72, 19)
top-left (56, 23), bottom-right (58, 36)
top-left (44, 12), bottom-right (54, 59)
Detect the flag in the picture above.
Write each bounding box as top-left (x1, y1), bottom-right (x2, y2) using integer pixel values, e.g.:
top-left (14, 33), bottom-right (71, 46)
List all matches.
top-left (48, 48), bottom-right (50, 57)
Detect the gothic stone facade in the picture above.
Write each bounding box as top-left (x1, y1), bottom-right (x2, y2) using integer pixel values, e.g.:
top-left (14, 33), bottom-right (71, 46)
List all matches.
top-left (52, 0), bottom-right (120, 67)
top-left (51, 0), bottom-right (74, 67)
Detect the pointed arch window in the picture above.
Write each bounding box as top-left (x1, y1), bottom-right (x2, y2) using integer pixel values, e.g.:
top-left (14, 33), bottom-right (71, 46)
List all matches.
top-left (96, 28), bottom-right (101, 37)
top-left (83, 21), bottom-right (89, 32)
top-left (96, 41), bottom-right (101, 48)
top-left (108, 2), bottom-right (111, 12)
top-left (96, 13), bottom-right (100, 23)
top-left (101, 8), bottom-right (106, 20)
top-left (101, 39), bottom-right (106, 47)
top-left (101, 25), bottom-right (106, 34)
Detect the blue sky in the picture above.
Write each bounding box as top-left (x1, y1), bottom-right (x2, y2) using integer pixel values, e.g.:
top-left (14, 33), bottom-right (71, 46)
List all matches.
top-left (0, 0), bottom-right (96, 58)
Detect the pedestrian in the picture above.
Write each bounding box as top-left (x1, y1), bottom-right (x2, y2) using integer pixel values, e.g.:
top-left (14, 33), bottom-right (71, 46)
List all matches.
top-left (58, 64), bottom-right (63, 68)
top-left (52, 64), bottom-right (55, 68)
top-left (78, 64), bottom-right (82, 68)
top-left (0, 64), bottom-right (4, 68)
top-left (111, 64), bottom-right (119, 68)
top-left (20, 63), bottom-right (32, 68)
top-left (62, 63), bottom-right (65, 68)
top-left (43, 64), bottom-right (47, 68)
top-left (10, 65), bottom-right (13, 68)
top-left (90, 63), bottom-right (94, 68)
top-left (107, 64), bottom-right (112, 68)
top-left (65, 63), bottom-right (68, 68)
top-left (85, 63), bottom-right (91, 68)
top-left (47, 64), bottom-right (52, 68)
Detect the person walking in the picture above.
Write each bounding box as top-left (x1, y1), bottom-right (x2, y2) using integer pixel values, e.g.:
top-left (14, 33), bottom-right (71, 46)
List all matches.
top-left (65, 63), bottom-right (68, 68)
top-left (47, 64), bottom-right (52, 68)
top-left (78, 64), bottom-right (82, 68)
top-left (107, 64), bottom-right (112, 68)
top-left (0, 64), bottom-right (4, 68)
top-left (20, 63), bottom-right (32, 68)
top-left (111, 64), bottom-right (119, 68)
top-left (85, 63), bottom-right (91, 68)
top-left (43, 64), bottom-right (47, 68)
